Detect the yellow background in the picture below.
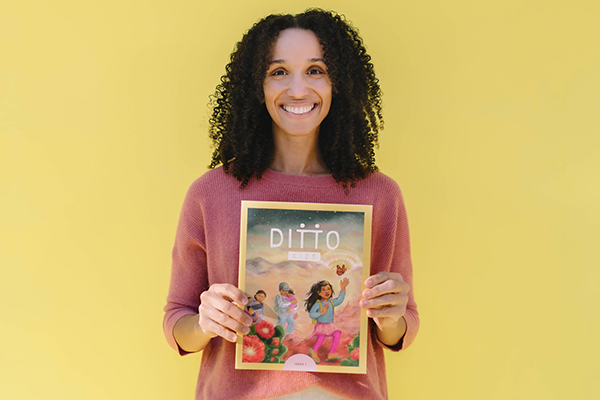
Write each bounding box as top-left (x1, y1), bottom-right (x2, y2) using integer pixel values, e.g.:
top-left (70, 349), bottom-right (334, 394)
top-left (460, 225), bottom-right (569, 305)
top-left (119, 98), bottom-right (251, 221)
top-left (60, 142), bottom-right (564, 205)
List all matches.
top-left (1, 0), bottom-right (598, 399)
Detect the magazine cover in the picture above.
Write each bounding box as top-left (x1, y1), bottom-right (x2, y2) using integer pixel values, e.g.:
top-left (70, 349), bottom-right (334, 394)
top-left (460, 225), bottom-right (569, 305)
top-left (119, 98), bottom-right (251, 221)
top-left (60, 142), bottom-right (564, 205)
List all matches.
top-left (235, 201), bottom-right (372, 374)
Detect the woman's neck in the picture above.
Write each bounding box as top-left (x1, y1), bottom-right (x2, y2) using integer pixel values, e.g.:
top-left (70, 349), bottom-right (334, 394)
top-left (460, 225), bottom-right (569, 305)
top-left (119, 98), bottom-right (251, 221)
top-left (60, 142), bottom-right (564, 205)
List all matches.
top-left (270, 131), bottom-right (329, 176)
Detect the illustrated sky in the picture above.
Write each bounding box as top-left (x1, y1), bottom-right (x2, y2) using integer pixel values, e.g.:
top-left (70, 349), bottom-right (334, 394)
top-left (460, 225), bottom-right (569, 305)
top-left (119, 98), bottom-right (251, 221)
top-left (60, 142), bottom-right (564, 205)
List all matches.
top-left (245, 208), bottom-right (366, 263)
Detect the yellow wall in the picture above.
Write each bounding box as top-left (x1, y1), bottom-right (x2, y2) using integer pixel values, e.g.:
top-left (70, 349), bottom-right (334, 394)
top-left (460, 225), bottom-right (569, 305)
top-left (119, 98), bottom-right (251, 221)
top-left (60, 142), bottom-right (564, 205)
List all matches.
top-left (1, 1), bottom-right (598, 398)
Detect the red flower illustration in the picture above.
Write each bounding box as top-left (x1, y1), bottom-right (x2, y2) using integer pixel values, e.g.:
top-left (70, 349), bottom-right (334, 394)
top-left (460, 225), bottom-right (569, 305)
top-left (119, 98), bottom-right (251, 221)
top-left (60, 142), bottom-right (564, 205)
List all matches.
top-left (272, 348), bottom-right (279, 355)
top-left (271, 337), bottom-right (280, 347)
top-left (350, 348), bottom-right (360, 360)
top-left (255, 320), bottom-right (275, 340)
top-left (243, 335), bottom-right (265, 363)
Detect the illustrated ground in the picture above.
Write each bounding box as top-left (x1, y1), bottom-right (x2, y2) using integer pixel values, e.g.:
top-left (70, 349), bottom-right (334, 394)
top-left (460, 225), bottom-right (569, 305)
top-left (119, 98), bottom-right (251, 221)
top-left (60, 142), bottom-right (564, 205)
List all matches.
top-left (281, 332), bottom-right (357, 365)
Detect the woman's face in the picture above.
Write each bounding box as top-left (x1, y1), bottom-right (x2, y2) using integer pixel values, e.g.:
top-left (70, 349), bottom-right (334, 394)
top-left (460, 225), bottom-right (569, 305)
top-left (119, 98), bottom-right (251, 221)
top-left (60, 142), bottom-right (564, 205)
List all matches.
top-left (263, 28), bottom-right (332, 140)
top-left (255, 293), bottom-right (265, 302)
top-left (318, 284), bottom-right (332, 300)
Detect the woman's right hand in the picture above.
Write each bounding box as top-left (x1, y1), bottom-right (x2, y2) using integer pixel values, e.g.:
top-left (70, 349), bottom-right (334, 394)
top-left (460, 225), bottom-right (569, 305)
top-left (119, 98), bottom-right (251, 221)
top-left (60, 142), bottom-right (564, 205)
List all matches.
top-left (198, 283), bottom-right (253, 343)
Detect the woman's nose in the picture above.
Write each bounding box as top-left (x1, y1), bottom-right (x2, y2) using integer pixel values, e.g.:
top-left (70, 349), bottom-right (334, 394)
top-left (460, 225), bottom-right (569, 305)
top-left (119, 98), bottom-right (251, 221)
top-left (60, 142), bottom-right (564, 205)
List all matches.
top-left (287, 74), bottom-right (309, 98)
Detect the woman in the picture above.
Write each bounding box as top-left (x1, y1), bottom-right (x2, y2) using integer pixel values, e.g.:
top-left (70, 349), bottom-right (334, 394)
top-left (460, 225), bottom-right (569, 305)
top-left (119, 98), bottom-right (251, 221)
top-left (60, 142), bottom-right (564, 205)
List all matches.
top-left (163, 9), bottom-right (419, 400)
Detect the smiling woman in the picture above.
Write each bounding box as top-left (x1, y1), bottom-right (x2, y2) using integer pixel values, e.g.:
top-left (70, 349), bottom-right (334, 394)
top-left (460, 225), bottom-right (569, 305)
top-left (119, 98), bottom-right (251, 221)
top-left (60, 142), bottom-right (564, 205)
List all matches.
top-left (264, 28), bottom-right (333, 176)
top-left (264, 29), bottom-right (332, 138)
top-left (206, 9), bottom-right (384, 188)
top-left (163, 8), bottom-right (419, 400)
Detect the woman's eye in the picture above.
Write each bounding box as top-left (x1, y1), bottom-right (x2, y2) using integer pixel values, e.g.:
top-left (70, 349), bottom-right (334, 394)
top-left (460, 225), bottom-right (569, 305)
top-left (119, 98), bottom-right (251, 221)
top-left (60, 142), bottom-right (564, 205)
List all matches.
top-left (308, 68), bottom-right (324, 75)
top-left (271, 70), bottom-right (286, 76)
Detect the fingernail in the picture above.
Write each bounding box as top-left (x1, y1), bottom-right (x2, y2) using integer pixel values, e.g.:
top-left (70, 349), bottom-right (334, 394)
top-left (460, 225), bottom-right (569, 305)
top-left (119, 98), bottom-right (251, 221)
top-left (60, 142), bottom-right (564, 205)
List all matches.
top-left (243, 327), bottom-right (250, 334)
top-left (360, 300), bottom-right (368, 308)
top-left (366, 279), bottom-right (373, 286)
top-left (363, 290), bottom-right (371, 298)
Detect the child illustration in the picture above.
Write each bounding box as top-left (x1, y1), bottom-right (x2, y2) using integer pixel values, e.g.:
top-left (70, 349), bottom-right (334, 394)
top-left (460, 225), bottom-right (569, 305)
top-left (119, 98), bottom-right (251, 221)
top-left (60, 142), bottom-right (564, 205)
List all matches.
top-left (246, 290), bottom-right (267, 325)
top-left (275, 282), bottom-right (297, 335)
top-left (304, 278), bottom-right (350, 363)
top-left (283, 288), bottom-right (298, 320)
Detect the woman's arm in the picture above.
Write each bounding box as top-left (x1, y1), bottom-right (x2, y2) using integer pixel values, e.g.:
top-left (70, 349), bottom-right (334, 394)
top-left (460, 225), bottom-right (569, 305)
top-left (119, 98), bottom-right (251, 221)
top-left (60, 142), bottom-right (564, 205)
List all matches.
top-left (375, 316), bottom-right (407, 347)
top-left (360, 178), bottom-right (419, 350)
top-left (173, 314), bottom-right (213, 353)
top-left (173, 283), bottom-right (253, 352)
top-left (360, 271), bottom-right (411, 347)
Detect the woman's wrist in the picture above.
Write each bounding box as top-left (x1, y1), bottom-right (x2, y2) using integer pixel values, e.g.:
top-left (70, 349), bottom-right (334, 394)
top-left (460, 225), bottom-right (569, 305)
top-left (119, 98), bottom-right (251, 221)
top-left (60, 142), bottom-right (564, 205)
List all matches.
top-left (174, 313), bottom-right (213, 353)
top-left (375, 316), bottom-right (407, 347)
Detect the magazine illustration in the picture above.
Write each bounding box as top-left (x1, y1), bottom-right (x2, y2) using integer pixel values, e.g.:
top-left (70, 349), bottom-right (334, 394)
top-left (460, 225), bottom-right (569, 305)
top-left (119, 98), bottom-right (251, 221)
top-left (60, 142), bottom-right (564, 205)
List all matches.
top-left (235, 201), bottom-right (372, 374)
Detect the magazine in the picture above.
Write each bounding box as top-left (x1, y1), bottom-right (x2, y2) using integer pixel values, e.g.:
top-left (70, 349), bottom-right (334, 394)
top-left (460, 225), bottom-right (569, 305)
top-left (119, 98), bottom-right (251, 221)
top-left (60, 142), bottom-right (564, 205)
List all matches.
top-left (235, 201), bottom-right (372, 374)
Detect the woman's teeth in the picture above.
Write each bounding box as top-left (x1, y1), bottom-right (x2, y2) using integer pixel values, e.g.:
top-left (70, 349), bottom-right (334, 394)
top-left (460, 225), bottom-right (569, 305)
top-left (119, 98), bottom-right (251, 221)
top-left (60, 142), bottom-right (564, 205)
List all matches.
top-left (282, 104), bottom-right (315, 115)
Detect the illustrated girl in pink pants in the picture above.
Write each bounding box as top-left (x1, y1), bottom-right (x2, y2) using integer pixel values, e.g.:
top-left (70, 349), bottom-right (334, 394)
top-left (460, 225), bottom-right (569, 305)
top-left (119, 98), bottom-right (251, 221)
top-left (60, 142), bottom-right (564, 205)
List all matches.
top-left (305, 278), bottom-right (349, 363)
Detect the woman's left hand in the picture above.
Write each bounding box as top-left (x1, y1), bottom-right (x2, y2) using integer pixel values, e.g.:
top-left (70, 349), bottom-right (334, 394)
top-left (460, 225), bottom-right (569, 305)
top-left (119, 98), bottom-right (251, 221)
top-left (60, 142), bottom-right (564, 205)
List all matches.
top-left (360, 272), bottom-right (410, 330)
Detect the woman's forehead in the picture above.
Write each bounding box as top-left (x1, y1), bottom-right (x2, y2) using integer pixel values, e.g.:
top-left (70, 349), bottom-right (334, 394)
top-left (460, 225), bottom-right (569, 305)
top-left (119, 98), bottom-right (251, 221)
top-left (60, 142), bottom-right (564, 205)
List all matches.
top-left (270, 28), bottom-right (324, 63)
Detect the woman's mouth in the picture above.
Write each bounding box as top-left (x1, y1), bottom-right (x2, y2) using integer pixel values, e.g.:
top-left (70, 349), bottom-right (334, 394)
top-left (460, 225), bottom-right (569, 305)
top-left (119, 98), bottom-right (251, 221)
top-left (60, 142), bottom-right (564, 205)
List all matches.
top-left (281, 104), bottom-right (316, 115)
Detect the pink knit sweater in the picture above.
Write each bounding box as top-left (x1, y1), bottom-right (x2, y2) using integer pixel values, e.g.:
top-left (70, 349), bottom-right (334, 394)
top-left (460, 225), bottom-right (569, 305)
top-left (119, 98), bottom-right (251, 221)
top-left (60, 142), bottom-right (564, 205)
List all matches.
top-left (163, 168), bottom-right (419, 400)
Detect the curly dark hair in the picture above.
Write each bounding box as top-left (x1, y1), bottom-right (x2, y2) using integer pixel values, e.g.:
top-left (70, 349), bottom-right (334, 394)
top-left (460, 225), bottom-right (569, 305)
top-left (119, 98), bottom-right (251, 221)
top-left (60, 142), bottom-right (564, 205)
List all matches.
top-left (209, 8), bottom-right (383, 188)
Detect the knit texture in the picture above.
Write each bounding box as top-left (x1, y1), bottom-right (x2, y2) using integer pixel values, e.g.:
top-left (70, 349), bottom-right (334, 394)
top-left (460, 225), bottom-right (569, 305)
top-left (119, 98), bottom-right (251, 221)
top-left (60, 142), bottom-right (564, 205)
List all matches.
top-left (163, 168), bottom-right (419, 400)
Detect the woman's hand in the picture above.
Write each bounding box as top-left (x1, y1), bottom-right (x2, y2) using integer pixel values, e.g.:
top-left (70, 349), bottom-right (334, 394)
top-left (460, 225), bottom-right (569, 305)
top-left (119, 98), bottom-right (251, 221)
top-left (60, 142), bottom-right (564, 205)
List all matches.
top-left (198, 283), bottom-right (253, 343)
top-left (360, 272), bottom-right (409, 331)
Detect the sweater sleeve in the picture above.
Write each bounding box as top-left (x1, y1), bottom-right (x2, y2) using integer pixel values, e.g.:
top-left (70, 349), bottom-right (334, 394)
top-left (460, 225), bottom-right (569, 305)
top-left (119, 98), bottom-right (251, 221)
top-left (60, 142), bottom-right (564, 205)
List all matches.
top-left (331, 290), bottom-right (346, 307)
top-left (371, 179), bottom-right (420, 352)
top-left (162, 181), bottom-right (209, 355)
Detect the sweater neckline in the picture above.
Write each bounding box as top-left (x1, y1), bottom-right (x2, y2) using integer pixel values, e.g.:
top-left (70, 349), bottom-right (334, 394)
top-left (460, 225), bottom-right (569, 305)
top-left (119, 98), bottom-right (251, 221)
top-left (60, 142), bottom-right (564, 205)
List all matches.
top-left (261, 168), bottom-right (338, 188)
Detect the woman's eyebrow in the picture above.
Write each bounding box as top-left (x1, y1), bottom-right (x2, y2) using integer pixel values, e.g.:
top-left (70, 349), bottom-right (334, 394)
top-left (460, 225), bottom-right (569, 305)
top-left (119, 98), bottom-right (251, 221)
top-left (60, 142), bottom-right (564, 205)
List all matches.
top-left (268, 57), bottom-right (326, 65)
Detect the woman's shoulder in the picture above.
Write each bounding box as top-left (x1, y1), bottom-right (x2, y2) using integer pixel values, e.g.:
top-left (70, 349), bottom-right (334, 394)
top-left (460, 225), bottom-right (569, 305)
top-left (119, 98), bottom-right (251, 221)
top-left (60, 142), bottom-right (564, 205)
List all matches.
top-left (354, 171), bottom-right (405, 206)
top-left (178, 167), bottom-right (242, 213)
top-left (363, 171), bottom-right (402, 193)
top-left (189, 166), bottom-right (233, 187)
top-left (185, 167), bottom-right (239, 195)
